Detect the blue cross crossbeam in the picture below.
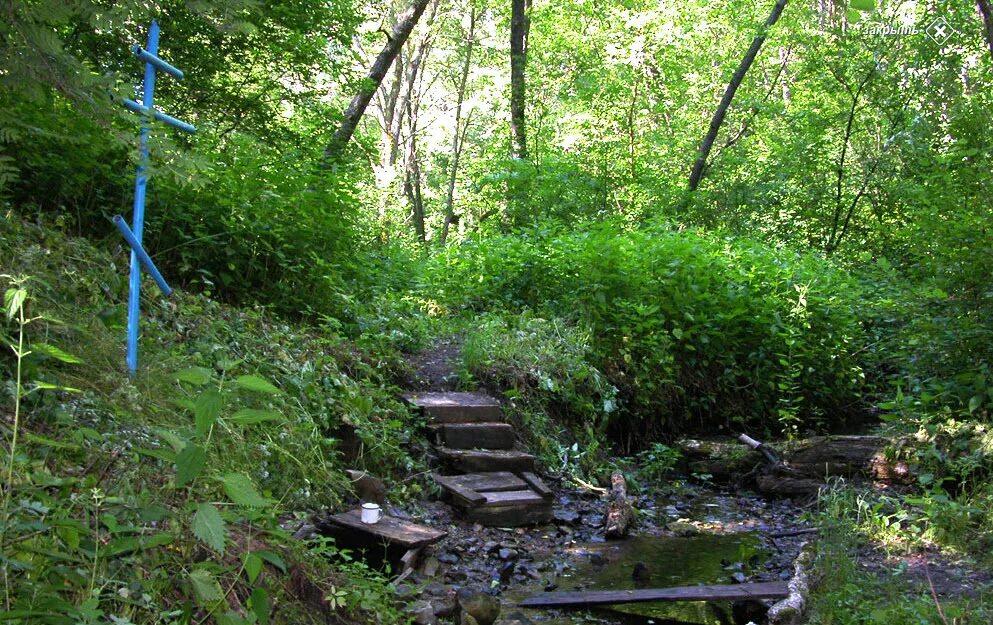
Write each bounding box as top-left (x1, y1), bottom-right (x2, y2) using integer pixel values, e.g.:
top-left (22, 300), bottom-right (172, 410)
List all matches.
top-left (114, 20), bottom-right (196, 375)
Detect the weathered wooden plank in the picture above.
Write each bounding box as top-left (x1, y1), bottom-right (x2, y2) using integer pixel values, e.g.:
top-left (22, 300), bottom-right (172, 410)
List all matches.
top-left (324, 510), bottom-right (447, 549)
top-left (432, 473), bottom-right (486, 505)
top-left (518, 581), bottom-right (790, 608)
top-left (437, 447), bottom-right (536, 473)
top-left (401, 392), bottom-right (502, 423)
top-left (443, 472), bottom-right (527, 493)
top-left (466, 502), bottom-right (553, 527)
top-left (519, 472), bottom-right (552, 499)
top-left (481, 489), bottom-right (547, 506)
top-left (443, 422), bottom-right (515, 449)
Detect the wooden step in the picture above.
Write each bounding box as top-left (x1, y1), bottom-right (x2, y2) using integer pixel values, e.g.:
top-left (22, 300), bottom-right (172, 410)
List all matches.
top-left (437, 447), bottom-right (536, 473)
top-left (434, 472), bottom-right (528, 497)
top-left (436, 422), bottom-right (515, 449)
top-left (402, 392), bottom-right (502, 423)
top-left (466, 500), bottom-right (553, 526)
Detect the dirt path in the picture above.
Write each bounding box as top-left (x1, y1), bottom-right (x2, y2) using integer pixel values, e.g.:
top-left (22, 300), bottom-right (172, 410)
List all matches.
top-left (405, 334), bottom-right (464, 391)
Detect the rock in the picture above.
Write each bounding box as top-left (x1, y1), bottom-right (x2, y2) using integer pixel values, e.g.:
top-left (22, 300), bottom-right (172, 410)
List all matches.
top-left (496, 611), bottom-right (534, 625)
top-left (421, 556), bottom-right (441, 577)
top-left (632, 562), bottom-right (650, 582)
top-left (433, 592), bottom-right (457, 618)
top-left (731, 571), bottom-right (748, 584)
top-left (438, 552), bottom-right (460, 564)
top-left (584, 513), bottom-right (604, 528)
top-left (291, 522), bottom-right (316, 540)
top-left (445, 569), bottom-right (468, 583)
top-left (498, 561), bottom-right (516, 584)
top-left (346, 469), bottom-right (387, 505)
top-left (497, 548), bottom-right (518, 561)
top-left (589, 553), bottom-right (607, 567)
top-left (543, 582), bottom-right (558, 592)
top-left (456, 588), bottom-right (501, 625)
top-left (669, 520), bottom-right (700, 536)
top-left (408, 600), bottom-right (438, 625)
top-left (552, 509), bottom-right (580, 524)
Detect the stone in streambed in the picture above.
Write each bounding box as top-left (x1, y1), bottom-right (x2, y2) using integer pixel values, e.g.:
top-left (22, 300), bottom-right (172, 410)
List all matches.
top-left (457, 588), bottom-right (501, 625)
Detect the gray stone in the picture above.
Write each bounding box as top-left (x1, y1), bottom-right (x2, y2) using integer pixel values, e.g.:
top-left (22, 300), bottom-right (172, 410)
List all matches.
top-left (408, 600), bottom-right (438, 625)
top-left (457, 588), bottom-right (501, 625)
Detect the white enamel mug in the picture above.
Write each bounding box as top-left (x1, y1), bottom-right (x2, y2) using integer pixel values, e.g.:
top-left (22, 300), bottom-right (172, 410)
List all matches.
top-left (360, 502), bottom-right (383, 524)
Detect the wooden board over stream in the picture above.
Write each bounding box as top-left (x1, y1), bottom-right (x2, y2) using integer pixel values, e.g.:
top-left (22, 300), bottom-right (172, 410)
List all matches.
top-left (518, 581), bottom-right (790, 608)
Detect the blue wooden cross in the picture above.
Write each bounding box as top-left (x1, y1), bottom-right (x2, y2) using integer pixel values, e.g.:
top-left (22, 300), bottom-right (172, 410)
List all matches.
top-left (115, 20), bottom-right (196, 375)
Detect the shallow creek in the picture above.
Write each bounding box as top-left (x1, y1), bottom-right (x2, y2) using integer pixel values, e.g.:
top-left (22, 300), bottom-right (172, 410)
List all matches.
top-left (405, 487), bottom-right (807, 625)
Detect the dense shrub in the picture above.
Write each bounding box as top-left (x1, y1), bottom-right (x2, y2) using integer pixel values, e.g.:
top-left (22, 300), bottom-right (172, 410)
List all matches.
top-left (425, 220), bottom-right (870, 437)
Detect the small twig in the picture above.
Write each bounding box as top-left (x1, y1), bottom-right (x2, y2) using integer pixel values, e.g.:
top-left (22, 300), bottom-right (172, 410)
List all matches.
top-left (769, 528), bottom-right (819, 539)
top-left (570, 476), bottom-right (607, 495)
top-left (924, 562), bottom-right (950, 625)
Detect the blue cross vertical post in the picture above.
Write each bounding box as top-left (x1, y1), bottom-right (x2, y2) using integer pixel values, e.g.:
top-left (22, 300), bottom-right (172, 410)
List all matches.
top-left (117, 20), bottom-right (195, 376)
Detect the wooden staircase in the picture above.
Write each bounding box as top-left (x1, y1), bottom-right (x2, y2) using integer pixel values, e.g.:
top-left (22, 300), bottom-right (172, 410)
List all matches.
top-left (403, 392), bottom-right (553, 526)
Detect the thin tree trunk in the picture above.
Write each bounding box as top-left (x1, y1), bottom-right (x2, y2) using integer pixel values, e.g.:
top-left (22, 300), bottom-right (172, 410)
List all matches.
top-left (825, 65), bottom-right (874, 253)
top-left (322, 0), bottom-right (431, 166)
top-left (978, 0), bottom-right (993, 62)
top-left (441, 6), bottom-right (478, 246)
top-left (686, 0), bottom-right (789, 193)
top-left (390, 0), bottom-right (440, 166)
top-left (510, 0), bottom-right (531, 160)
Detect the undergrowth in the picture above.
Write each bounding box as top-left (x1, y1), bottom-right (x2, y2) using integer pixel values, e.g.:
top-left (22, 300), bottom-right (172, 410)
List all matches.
top-left (0, 216), bottom-right (425, 624)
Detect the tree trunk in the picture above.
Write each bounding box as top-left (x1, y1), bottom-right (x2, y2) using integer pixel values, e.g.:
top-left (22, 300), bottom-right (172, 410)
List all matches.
top-left (979, 0), bottom-right (993, 63)
top-left (441, 6), bottom-right (479, 246)
top-left (322, 0), bottom-right (432, 166)
top-left (686, 0), bottom-right (789, 193)
top-left (510, 0), bottom-right (531, 161)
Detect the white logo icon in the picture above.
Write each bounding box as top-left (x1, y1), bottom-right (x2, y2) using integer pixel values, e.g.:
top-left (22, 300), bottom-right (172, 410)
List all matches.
top-left (925, 17), bottom-right (955, 45)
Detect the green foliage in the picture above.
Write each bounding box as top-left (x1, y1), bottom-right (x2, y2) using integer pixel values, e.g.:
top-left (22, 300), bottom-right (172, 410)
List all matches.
top-left (460, 312), bottom-right (618, 472)
top-left (430, 220), bottom-right (869, 438)
top-left (0, 218), bottom-right (424, 624)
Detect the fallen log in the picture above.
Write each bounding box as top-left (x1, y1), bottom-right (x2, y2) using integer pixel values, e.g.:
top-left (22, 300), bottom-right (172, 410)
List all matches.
top-left (518, 581), bottom-right (790, 609)
top-left (767, 542), bottom-right (816, 625)
top-left (604, 472), bottom-right (635, 538)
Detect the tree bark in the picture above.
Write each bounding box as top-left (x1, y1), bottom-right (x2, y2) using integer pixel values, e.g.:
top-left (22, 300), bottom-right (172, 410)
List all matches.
top-left (686, 0), bottom-right (789, 193)
top-left (510, 0), bottom-right (531, 161)
top-left (322, 0), bottom-right (432, 166)
top-left (441, 6), bottom-right (478, 246)
top-left (978, 0), bottom-right (993, 63)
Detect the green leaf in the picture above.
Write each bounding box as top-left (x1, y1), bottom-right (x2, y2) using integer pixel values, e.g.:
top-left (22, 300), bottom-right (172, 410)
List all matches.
top-left (851, 0), bottom-right (874, 11)
top-left (235, 375), bottom-right (281, 394)
top-left (230, 409), bottom-right (281, 425)
top-left (4, 287), bottom-right (26, 321)
top-left (192, 503), bottom-right (226, 554)
top-left (221, 473), bottom-right (268, 507)
top-left (176, 367), bottom-right (213, 386)
top-left (217, 612), bottom-right (248, 625)
top-left (968, 394), bottom-right (984, 414)
top-left (254, 549), bottom-right (287, 573)
top-left (194, 390), bottom-right (223, 437)
top-left (188, 568), bottom-right (225, 607)
top-left (176, 444), bottom-right (207, 488)
top-left (30, 343), bottom-right (81, 364)
top-left (249, 587), bottom-right (271, 625)
top-left (156, 429), bottom-right (188, 452)
top-left (244, 552), bottom-right (263, 583)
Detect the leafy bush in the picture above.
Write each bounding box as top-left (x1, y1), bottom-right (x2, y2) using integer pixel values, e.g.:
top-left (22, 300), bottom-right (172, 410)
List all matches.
top-left (427, 220), bottom-right (870, 438)
top-left (0, 217), bottom-right (424, 624)
top-left (460, 312), bottom-right (618, 473)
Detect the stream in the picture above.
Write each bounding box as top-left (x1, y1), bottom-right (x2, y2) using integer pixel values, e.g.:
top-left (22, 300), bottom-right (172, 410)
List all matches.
top-left (393, 484), bottom-right (809, 625)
